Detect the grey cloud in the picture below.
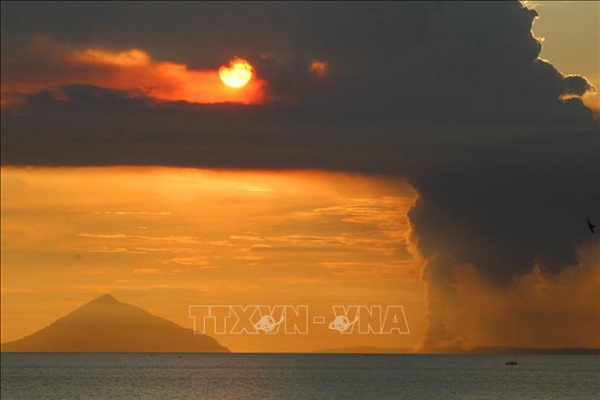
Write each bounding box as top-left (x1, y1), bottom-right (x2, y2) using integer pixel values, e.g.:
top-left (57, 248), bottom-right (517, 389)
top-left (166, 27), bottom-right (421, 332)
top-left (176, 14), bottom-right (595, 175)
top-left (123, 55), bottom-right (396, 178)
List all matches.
top-left (563, 75), bottom-right (594, 96)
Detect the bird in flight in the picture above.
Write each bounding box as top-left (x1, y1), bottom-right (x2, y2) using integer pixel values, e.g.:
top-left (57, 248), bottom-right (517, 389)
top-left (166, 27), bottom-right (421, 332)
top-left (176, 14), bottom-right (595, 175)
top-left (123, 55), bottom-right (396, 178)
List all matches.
top-left (587, 219), bottom-right (597, 233)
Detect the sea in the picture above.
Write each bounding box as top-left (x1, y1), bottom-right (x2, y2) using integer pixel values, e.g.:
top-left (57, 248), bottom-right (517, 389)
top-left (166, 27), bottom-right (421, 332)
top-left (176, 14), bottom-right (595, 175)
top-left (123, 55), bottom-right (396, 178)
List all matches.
top-left (1, 353), bottom-right (599, 399)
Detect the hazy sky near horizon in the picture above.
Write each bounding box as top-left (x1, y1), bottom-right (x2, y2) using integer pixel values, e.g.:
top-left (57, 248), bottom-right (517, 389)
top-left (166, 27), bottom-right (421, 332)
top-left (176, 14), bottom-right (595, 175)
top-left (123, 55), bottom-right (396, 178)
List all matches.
top-left (1, 1), bottom-right (599, 351)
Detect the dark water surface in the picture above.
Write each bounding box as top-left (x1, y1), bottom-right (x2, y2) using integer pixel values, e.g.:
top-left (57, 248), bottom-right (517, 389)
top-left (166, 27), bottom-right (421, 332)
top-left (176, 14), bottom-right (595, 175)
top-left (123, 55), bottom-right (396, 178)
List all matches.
top-left (1, 353), bottom-right (599, 399)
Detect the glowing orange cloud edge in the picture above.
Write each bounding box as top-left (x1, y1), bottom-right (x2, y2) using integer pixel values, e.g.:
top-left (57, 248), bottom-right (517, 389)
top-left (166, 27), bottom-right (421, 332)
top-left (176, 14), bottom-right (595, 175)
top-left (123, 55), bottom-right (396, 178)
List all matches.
top-left (3, 47), bottom-right (267, 105)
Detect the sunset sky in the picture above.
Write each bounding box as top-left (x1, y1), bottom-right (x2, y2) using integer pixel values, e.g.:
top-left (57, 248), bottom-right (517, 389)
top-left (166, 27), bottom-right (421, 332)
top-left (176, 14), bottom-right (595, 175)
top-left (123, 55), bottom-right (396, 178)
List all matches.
top-left (1, 1), bottom-right (598, 352)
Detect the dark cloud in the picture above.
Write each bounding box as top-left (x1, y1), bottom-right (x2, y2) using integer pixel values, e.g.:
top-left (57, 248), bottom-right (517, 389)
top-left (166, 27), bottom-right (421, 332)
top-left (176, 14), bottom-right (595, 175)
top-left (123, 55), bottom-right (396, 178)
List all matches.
top-left (563, 75), bottom-right (595, 96)
top-left (2, 1), bottom-right (598, 348)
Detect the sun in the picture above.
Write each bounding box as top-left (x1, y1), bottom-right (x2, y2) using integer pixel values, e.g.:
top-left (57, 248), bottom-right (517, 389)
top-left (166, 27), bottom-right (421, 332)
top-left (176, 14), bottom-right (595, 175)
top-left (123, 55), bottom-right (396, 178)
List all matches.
top-left (219, 58), bottom-right (253, 88)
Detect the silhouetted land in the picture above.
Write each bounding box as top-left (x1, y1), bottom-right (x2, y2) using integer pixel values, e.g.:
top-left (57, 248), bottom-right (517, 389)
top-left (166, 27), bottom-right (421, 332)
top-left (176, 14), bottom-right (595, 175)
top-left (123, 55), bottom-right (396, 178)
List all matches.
top-left (318, 346), bottom-right (414, 354)
top-left (1, 294), bottom-right (229, 353)
top-left (318, 346), bottom-right (600, 355)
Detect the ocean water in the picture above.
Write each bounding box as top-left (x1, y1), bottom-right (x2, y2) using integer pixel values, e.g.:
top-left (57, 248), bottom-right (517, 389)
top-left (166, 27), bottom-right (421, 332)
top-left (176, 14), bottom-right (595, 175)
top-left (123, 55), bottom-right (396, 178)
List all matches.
top-left (1, 353), bottom-right (599, 399)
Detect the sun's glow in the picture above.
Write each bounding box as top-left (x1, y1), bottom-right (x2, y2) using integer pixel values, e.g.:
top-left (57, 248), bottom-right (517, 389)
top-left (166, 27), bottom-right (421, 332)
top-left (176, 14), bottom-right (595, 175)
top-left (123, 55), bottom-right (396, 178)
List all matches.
top-left (0, 167), bottom-right (424, 351)
top-left (70, 48), bottom-right (151, 67)
top-left (1, 43), bottom-right (267, 105)
top-left (219, 58), bottom-right (253, 88)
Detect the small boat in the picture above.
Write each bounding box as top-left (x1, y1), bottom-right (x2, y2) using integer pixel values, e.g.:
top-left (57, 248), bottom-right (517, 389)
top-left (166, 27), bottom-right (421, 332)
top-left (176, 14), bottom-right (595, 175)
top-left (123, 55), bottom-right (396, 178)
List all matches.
top-left (505, 360), bottom-right (518, 365)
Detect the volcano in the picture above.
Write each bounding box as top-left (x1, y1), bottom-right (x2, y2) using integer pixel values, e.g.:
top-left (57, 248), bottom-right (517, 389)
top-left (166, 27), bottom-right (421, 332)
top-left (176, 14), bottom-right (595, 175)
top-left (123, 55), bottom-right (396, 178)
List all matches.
top-left (1, 294), bottom-right (229, 353)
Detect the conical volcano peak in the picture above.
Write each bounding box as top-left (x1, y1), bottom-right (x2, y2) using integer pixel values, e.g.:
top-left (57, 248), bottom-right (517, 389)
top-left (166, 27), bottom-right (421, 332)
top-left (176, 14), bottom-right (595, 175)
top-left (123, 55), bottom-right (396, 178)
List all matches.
top-left (82, 293), bottom-right (123, 308)
top-left (1, 294), bottom-right (229, 352)
top-left (93, 293), bottom-right (120, 304)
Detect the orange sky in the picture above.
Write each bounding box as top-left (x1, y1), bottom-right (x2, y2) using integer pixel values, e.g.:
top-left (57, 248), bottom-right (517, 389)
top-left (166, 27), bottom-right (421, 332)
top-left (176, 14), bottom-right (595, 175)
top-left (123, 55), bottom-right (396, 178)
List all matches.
top-left (0, 167), bottom-right (426, 352)
top-left (2, 167), bottom-right (598, 351)
top-left (531, 1), bottom-right (599, 113)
